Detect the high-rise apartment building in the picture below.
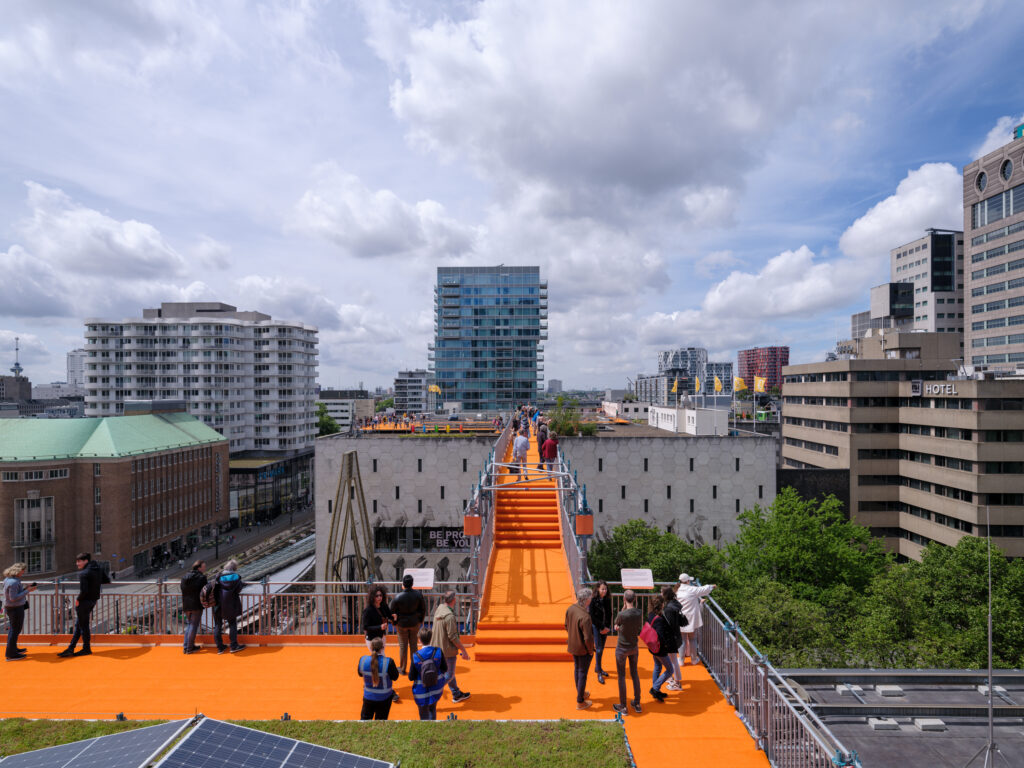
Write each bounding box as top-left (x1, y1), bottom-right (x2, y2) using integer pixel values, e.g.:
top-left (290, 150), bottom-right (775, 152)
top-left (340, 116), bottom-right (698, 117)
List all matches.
top-left (737, 346), bottom-right (790, 392)
top-left (430, 267), bottom-right (547, 411)
top-left (393, 370), bottom-right (435, 414)
top-left (890, 230), bottom-right (965, 333)
top-left (964, 124), bottom-right (1024, 369)
top-left (636, 347), bottom-right (732, 402)
top-left (67, 348), bottom-right (87, 390)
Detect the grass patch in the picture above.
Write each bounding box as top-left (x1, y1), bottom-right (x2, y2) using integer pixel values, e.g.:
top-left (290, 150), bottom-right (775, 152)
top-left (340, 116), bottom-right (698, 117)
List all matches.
top-left (0, 719), bottom-right (630, 767)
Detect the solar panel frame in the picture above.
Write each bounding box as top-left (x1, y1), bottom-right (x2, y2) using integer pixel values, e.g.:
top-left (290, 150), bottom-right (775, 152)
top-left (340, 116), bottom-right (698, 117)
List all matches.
top-left (153, 718), bottom-right (393, 768)
top-left (0, 719), bottom-right (192, 768)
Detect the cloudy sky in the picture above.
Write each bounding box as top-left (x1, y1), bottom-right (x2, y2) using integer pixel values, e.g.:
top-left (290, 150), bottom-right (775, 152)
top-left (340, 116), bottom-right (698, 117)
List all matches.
top-left (2, 1), bottom-right (1024, 391)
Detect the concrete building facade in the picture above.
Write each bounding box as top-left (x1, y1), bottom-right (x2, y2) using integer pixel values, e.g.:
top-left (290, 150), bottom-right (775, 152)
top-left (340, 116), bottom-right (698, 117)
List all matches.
top-left (737, 346), bottom-right (790, 392)
top-left (67, 348), bottom-right (87, 390)
top-left (890, 230), bottom-right (965, 333)
top-left (319, 389), bottom-right (374, 430)
top-left (393, 370), bottom-right (434, 415)
top-left (0, 413), bottom-right (229, 576)
top-left (964, 124), bottom-right (1024, 369)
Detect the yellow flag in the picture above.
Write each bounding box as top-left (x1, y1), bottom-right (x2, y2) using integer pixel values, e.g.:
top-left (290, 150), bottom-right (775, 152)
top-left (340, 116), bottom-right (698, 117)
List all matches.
top-left (714, 376), bottom-right (723, 393)
top-left (734, 377), bottom-right (747, 391)
top-left (695, 377), bottom-right (701, 393)
top-left (754, 376), bottom-right (767, 393)
top-left (671, 378), bottom-right (678, 393)
top-left (428, 384), bottom-right (441, 394)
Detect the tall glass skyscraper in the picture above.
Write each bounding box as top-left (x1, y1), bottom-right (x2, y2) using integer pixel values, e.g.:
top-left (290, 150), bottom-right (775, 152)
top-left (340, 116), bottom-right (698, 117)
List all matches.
top-left (430, 266), bottom-right (547, 411)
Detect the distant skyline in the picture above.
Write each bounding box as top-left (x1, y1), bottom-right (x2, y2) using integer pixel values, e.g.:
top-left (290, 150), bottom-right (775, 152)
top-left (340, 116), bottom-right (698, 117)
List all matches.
top-left (2, 2), bottom-right (1023, 390)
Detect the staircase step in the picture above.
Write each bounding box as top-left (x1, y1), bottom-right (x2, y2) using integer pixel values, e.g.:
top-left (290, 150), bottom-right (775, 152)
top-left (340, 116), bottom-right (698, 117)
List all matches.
top-left (474, 644), bottom-right (571, 662)
top-left (475, 631), bottom-right (565, 645)
top-left (494, 542), bottom-right (560, 549)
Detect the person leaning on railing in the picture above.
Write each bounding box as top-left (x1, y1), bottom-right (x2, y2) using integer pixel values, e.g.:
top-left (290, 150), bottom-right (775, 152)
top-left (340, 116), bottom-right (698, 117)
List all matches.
top-left (677, 573), bottom-right (715, 666)
top-left (3, 562), bottom-right (36, 661)
top-left (180, 560), bottom-right (208, 655)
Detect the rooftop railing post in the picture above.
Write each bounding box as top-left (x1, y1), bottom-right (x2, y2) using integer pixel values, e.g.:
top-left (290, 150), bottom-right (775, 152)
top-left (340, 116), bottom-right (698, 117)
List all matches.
top-left (724, 620), bottom-right (738, 706)
top-left (754, 653), bottom-right (768, 752)
top-left (156, 578), bottom-right (166, 635)
top-left (53, 576), bottom-right (62, 637)
top-left (261, 576), bottom-right (270, 639)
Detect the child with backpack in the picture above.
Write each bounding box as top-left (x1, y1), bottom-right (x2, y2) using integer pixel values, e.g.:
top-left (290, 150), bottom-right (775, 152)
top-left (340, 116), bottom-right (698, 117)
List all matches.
top-left (409, 625), bottom-right (448, 720)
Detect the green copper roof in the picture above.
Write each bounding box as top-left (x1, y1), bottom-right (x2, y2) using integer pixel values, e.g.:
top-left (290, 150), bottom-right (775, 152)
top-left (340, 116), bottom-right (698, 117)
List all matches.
top-left (0, 413), bottom-right (226, 462)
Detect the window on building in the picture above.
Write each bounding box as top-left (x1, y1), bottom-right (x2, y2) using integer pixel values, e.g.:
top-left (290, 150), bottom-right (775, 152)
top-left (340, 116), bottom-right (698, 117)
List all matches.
top-left (599, 499), bottom-right (603, 513)
top-left (94, 463), bottom-right (101, 476)
top-left (712, 485), bottom-right (718, 499)
top-left (735, 457), bottom-right (740, 472)
top-left (643, 458), bottom-right (648, 472)
top-left (598, 458), bottom-right (603, 472)
top-left (758, 485), bottom-right (763, 499)
top-left (463, 458), bottom-right (468, 472)
top-left (440, 486), bottom-right (445, 500)
top-left (395, 486), bottom-right (400, 500)
top-left (417, 458), bottom-right (422, 472)
top-left (689, 499), bottom-right (694, 513)
top-left (736, 499), bottom-right (740, 513)
top-left (372, 459), bottom-right (377, 473)
top-left (667, 485), bottom-right (672, 499)
top-left (644, 499), bottom-right (649, 513)
top-left (689, 458), bottom-right (694, 472)
top-left (94, 486), bottom-right (101, 504)
top-left (620, 485), bottom-right (626, 500)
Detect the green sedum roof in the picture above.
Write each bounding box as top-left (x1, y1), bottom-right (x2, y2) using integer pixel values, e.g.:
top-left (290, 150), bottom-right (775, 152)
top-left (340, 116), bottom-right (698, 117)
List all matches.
top-left (0, 412), bottom-right (226, 462)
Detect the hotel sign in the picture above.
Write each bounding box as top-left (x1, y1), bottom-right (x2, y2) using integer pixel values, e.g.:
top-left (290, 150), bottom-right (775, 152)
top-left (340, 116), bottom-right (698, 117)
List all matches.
top-left (912, 380), bottom-right (959, 396)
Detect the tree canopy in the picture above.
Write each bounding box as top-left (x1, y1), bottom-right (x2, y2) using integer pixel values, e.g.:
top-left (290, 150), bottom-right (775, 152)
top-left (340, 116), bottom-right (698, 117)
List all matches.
top-left (316, 402), bottom-right (340, 436)
top-left (588, 488), bottom-right (1024, 668)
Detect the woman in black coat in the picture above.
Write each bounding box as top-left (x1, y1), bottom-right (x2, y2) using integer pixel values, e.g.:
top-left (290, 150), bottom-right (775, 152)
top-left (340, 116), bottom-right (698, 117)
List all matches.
top-left (646, 595), bottom-right (674, 701)
top-left (660, 585), bottom-right (684, 690)
top-left (214, 560), bottom-right (245, 653)
top-left (589, 580), bottom-right (613, 683)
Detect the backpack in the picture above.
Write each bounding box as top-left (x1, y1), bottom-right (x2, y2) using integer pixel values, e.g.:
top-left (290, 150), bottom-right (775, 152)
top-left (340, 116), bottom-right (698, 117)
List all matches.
top-left (199, 581), bottom-right (218, 609)
top-left (418, 649), bottom-right (440, 688)
top-left (639, 621), bottom-right (660, 655)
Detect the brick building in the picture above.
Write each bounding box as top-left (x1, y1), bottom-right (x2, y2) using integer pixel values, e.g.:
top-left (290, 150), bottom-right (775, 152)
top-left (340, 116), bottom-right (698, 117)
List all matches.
top-left (737, 346), bottom-right (790, 392)
top-left (0, 412), bottom-right (229, 577)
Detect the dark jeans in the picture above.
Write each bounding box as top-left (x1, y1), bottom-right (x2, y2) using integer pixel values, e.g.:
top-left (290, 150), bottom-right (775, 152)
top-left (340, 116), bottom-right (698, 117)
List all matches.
top-left (68, 599), bottom-right (96, 651)
top-left (361, 697), bottom-right (393, 720)
top-left (183, 609), bottom-right (202, 650)
top-left (615, 647), bottom-right (641, 707)
top-left (396, 624), bottom-right (419, 674)
top-left (593, 627), bottom-right (608, 673)
top-left (444, 655), bottom-right (463, 696)
top-left (417, 703), bottom-right (438, 720)
top-left (573, 653), bottom-right (593, 703)
top-left (214, 609), bottom-right (239, 650)
top-left (5, 606), bottom-right (25, 658)
top-left (652, 654), bottom-right (673, 691)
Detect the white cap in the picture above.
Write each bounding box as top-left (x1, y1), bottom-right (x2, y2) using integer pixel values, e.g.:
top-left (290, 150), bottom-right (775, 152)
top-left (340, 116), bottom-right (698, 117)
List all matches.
top-left (678, 573), bottom-right (691, 584)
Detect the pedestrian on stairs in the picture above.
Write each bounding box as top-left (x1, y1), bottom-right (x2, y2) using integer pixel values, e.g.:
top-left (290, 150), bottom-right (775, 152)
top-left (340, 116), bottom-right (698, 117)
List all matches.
top-left (565, 586), bottom-right (596, 710)
top-left (512, 429), bottom-right (530, 477)
top-left (541, 432), bottom-right (559, 472)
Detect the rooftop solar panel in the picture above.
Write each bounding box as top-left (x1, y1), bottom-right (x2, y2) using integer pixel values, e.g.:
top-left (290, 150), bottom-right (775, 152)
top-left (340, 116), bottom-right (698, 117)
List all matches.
top-left (0, 719), bottom-right (191, 768)
top-left (154, 719), bottom-right (393, 768)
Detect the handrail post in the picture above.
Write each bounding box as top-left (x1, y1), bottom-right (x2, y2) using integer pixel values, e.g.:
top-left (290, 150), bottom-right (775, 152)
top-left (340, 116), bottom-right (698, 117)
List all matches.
top-left (723, 620), bottom-right (738, 706)
top-left (54, 577), bottom-right (62, 637)
top-left (156, 578), bottom-right (165, 635)
top-left (261, 576), bottom-right (270, 639)
top-left (753, 653), bottom-right (768, 752)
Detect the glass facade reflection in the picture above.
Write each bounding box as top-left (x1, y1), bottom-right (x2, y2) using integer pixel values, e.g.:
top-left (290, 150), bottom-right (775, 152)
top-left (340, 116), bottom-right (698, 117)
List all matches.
top-left (430, 266), bottom-right (547, 411)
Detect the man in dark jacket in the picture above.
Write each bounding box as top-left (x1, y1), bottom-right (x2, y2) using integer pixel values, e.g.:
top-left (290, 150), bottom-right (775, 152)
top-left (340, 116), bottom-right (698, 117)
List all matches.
top-left (564, 587), bottom-right (596, 710)
top-left (58, 553), bottom-right (110, 658)
top-left (180, 560), bottom-right (207, 655)
top-left (214, 559), bottom-right (245, 654)
top-left (389, 574), bottom-right (427, 676)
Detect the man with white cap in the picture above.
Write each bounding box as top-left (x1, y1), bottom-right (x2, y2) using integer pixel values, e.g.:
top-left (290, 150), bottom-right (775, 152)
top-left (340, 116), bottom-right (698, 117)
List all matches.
top-left (676, 573), bottom-right (715, 666)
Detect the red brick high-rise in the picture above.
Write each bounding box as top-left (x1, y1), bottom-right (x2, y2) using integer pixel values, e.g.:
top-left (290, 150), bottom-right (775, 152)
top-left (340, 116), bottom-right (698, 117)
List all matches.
top-left (737, 346), bottom-right (789, 392)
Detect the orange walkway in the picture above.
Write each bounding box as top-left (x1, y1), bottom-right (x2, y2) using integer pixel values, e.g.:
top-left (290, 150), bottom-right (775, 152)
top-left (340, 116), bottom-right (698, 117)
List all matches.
top-left (1, 422), bottom-right (767, 767)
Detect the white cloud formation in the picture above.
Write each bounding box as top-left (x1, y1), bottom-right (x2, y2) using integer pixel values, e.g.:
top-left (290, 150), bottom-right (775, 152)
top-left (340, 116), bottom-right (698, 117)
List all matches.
top-left (289, 163), bottom-right (478, 259)
top-left (973, 114), bottom-right (1024, 160)
top-left (0, 330), bottom-right (49, 366)
top-left (695, 250), bottom-right (742, 278)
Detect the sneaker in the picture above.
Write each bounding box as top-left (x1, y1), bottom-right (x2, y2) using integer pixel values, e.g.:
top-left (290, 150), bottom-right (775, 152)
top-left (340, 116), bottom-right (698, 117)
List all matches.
top-left (73, 649), bottom-right (92, 657)
top-left (576, 699), bottom-right (593, 710)
top-left (596, 671), bottom-right (606, 685)
top-left (188, 645), bottom-right (201, 652)
top-left (217, 646), bottom-right (228, 654)
top-left (665, 680), bottom-right (681, 691)
top-left (452, 691), bottom-right (471, 703)
top-left (612, 703), bottom-right (627, 715)
top-left (57, 648), bottom-right (76, 658)
top-left (392, 691), bottom-right (400, 703)
top-left (631, 701), bottom-right (642, 714)
top-left (229, 645), bottom-right (246, 653)
top-left (5, 654), bottom-right (26, 661)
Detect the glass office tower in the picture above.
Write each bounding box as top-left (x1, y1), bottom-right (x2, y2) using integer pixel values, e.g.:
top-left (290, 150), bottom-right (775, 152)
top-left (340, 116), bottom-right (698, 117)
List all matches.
top-left (430, 266), bottom-right (547, 411)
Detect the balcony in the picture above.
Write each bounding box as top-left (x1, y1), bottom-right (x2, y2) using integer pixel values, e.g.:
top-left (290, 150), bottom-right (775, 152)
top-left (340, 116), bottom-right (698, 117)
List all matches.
top-left (13, 535), bottom-right (56, 548)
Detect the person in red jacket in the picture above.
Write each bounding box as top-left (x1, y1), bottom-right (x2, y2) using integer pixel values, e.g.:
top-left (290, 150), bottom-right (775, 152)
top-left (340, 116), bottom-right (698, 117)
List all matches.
top-left (540, 432), bottom-right (559, 472)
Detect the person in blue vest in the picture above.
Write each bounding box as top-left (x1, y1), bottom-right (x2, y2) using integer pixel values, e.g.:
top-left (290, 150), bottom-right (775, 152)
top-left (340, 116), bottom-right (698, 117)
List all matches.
top-left (358, 637), bottom-right (400, 720)
top-left (409, 625), bottom-right (448, 720)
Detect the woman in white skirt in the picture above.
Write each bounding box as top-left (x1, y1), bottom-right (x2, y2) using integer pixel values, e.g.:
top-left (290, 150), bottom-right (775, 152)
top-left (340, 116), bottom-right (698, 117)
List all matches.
top-left (676, 573), bottom-right (715, 665)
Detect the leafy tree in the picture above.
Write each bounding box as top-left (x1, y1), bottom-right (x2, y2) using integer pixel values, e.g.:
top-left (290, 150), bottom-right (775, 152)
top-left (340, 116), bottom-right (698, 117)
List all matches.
top-left (375, 397), bottom-right (394, 413)
top-left (548, 395), bottom-right (583, 436)
top-left (316, 402), bottom-right (340, 436)
top-left (588, 520), bottom-right (725, 585)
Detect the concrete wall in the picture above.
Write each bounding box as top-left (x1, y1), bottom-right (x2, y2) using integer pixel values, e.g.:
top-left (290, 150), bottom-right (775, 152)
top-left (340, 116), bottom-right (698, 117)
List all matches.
top-left (314, 433), bottom-right (494, 581)
top-left (559, 435), bottom-right (776, 547)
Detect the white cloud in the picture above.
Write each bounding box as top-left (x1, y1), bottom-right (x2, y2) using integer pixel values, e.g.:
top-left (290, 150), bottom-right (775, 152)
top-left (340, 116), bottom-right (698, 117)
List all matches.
top-left (695, 250), bottom-right (742, 278)
top-left (289, 163), bottom-right (478, 259)
top-left (0, 330), bottom-right (49, 367)
top-left (973, 114), bottom-right (1024, 160)
top-left (19, 182), bottom-right (188, 278)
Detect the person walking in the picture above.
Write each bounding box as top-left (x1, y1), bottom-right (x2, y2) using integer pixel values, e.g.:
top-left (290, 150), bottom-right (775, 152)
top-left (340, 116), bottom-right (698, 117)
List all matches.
top-left (58, 553), bottom-right (110, 658)
top-left (540, 431), bottom-right (559, 472)
top-left (410, 626), bottom-right (448, 720)
top-left (512, 429), bottom-right (530, 477)
top-left (214, 560), bottom-right (245, 654)
top-left (358, 637), bottom-right (400, 720)
top-left (677, 573), bottom-right (716, 665)
top-left (589, 580), bottom-right (613, 684)
top-left (180, 560), bottom-right (208, 655)
top-left (536, 418), bottom-right (549, 455)
top-left (431, 590), bottom-right (471, 703)
top-left (612, 589), bottom-right (643, 715)
top-left (646, 594), bottom-right (674, 702)
top-left (3, 563), bottom-right (36, 661)
top-left (363, 585), bottom-right (399, 702)
top-left (661, 585), bottom-right (685, 691)
top-left (389, 574), bottom-right (426, 676)
top-left (565, 586), bottom-right (596, 710)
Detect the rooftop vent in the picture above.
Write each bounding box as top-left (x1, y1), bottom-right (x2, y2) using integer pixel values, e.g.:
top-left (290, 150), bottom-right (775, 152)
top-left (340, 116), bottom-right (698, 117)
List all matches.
top-left (869, 717), bottom-right (899, 731)
top-left (914, 718), bottom-right (946, 732)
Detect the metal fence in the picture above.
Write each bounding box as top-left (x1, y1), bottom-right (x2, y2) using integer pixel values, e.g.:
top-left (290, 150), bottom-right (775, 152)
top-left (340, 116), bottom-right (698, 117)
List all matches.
top-left (8, 580), bottom-right (478, 638)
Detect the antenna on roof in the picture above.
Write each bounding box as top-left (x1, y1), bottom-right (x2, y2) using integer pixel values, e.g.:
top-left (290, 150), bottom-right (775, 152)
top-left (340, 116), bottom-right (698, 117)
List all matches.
top-left (10, 336), bottom-right (24, 378)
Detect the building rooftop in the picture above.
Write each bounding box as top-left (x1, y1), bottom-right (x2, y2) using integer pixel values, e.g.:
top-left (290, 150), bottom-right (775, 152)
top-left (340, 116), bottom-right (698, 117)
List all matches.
top-left (0, 412), bottom-right (226, 462)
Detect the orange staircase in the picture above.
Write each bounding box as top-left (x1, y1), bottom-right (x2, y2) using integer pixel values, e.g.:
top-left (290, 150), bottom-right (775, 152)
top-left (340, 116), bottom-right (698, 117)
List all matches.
top-left (474, 433), bottom-right (575, 662)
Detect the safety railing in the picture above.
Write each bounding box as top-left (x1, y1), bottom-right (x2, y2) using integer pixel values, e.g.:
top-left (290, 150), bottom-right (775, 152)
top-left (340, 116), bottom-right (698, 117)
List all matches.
top-left (466, 417), bottom-right (513, 618)
top-left (585, 581), bottom-right (861, 768)
top-left (555, 451), bottom-right (591, 591)
top-left (8, 580), bottom-right (478, 638)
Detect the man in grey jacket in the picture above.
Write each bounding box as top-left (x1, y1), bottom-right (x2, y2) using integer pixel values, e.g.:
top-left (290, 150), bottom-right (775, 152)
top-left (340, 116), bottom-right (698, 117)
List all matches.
top-left (430, 590), bottom-right (471, 703)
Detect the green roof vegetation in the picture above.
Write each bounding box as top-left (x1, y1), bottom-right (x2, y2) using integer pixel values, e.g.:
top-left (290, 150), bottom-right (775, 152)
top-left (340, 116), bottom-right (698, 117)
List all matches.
top-left (0, 412), bottom-right (226, 462)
